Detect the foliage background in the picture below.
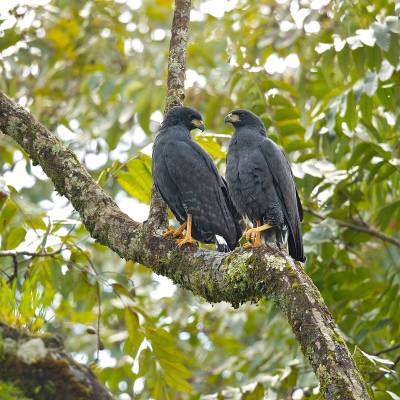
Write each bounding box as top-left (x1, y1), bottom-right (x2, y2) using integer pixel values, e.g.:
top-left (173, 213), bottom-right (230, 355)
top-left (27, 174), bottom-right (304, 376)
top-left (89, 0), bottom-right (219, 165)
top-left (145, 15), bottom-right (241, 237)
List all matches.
top-left (0, 0), bottom-right (399, 398)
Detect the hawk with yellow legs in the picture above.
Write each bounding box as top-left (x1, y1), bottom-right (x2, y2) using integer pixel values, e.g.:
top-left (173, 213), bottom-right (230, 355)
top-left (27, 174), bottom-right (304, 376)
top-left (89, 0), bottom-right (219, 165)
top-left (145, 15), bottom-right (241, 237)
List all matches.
top-left (152, 106), bottom-right (242, 252)
top-left (225, 109), bottom-right (305, 262)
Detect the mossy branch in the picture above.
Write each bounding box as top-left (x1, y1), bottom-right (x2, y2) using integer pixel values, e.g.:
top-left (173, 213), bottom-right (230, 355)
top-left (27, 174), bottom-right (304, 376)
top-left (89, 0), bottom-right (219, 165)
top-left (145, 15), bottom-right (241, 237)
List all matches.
top-left (0, 323), bottom-right (112, 400)
top-left (0, 90), bottom-right (370, 399)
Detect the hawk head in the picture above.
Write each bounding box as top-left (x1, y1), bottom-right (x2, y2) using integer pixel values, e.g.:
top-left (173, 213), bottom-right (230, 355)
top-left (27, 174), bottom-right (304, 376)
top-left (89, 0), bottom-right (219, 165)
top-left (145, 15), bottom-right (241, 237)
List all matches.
top-left (163, 106), bottom-right (205, 131)
top-left (224, 109), bottom-right (265, 131)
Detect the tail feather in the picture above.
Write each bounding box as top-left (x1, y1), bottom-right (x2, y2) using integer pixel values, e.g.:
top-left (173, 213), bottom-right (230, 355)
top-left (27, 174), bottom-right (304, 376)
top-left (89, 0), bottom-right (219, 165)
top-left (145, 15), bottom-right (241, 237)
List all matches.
top-left (261, 226), bottom-right (287, 247)
top-left (288, 223), bottom-right (306, 262)
top-left (215, 235), bottom-right (231, 252)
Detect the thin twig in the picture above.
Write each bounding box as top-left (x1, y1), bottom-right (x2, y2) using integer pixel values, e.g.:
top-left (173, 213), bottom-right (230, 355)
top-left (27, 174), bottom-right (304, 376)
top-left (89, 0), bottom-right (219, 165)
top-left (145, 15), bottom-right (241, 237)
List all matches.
top-left (40, 217), bottom-right (52, 253)
top-left (305, 207), bottom-right (400, 249)
top-left (375, 343), bottom-right (400, 356)
top-left (0, 249), bottom-right (64, 258)
top-left (10, 254), bottom-right (18, 283)
top-left (371, 354), bottom-right (400, 385)
top-left (95, 281), bottom-right (102, 361)
top-left (1, 247), bottom-right (64, 283)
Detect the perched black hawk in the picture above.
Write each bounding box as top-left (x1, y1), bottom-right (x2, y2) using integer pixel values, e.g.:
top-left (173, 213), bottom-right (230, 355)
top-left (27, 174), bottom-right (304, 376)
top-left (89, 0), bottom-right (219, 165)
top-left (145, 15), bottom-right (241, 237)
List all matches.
top-left (152, 106), bottom-right (242, 251)
top-left (225, 109), bottom-right (305, 262)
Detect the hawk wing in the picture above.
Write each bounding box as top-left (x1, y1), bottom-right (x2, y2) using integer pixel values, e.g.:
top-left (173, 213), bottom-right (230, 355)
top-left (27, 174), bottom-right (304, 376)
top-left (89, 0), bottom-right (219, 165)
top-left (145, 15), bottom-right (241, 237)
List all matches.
top-left (260, 138), bottom-right (305, 262)
top-left (163, 140), bottom-right (240, 249)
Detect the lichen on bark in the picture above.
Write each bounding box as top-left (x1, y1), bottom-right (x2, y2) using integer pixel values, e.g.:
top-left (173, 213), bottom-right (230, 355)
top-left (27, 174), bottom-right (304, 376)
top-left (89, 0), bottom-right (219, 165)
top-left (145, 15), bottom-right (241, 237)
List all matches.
top-left (0, 323), bottom-right (112, 400)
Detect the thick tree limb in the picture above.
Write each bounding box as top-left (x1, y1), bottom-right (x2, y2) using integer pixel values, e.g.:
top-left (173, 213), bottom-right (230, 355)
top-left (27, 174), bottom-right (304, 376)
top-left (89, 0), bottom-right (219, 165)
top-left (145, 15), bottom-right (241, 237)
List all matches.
top-left (0, 322), bottom-right (112, 400)
top-left (148, 0), bottom-right (192, 228)
top-left (164, 0), bottom-right (191, 112)
top-left (0, 91), bottom-right (371, 399)
top-left (305, 207), bottom-right (400, 249)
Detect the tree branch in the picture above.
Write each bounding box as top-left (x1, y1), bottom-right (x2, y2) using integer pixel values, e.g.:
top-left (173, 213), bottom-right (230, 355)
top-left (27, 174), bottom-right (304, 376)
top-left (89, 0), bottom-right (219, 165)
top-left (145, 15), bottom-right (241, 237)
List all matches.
top-left (375, 343), bottom-right (400, 356)
top-left (0, 91), bottom-right (370, 399)
top-left (147, 0), bottom-right (192, 229)
top-left (164, 0), bottom-right (191, 113)
top-left (0, 322), bottom-right (112, 400)
top-left (305, 207), bottom-right (400, 249)
top-left (0, 249), bottom-right (63, 258)
top-left (0, 247), bottom-right (65, 283)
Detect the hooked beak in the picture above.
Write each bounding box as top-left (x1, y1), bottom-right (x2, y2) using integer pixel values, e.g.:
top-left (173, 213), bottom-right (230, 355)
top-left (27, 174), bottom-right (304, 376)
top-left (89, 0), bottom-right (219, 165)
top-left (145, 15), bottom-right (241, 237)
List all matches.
top-left (191, 118), bottom-right (205, 132)
top-left (224, 113), bottom-right (240, 124)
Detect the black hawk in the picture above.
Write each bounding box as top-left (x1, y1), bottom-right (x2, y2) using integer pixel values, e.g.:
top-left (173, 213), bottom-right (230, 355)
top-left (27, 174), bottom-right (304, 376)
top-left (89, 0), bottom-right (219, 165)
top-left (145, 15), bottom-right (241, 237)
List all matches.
top-left (225, 109), bottom-right (305, 262)
top-left (152, 106), bottom-right (242, 251)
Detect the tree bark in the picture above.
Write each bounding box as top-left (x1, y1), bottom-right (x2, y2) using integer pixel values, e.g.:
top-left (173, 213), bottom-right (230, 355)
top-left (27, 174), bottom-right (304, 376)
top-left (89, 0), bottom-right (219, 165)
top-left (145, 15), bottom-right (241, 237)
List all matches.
top-left (147, 0), bottom-right (192, 229)
top-left (0, 322), bottom-right (113, 400)
top-left (0, 90), bottom-right (371, 399)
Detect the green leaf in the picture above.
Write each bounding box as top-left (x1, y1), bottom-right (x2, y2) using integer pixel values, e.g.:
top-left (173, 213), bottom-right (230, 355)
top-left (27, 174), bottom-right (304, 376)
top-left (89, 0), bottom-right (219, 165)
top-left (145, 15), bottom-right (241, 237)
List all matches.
top-left (162, 368), bottom-right (192, 393)
top-left (337, 44), bottom-right (351, 76)
top-left (125, 307), bottom-right (140, 334)
top-left (158, 358), bottom-right (192, 379)
top-left (345, 91), bottom-right (357, 130)
top-left (352, 47), bottom-right (366, 75)
top-left (0, 30), bottom-right (21, 51)
top-left (115, 154), bottom-right (152, 204)
top-left (0, 191), bottom-right (8, 212)
top-left (113, 283), bottom-right (135, 300)
top-left (97, 168), bottom-right (109, 187)
top-left (273, 107), bottom-right (300, 121)
top-left (268, 94), bottom-right (294, 108)
top-left (26, 216), bottom-right (47, 230)
top-left (194, 137), bottom-right (226, 159)
top-left (5, 227), bottom-right (26, 250)
top-left (242, 383), bottom-right (264, 400)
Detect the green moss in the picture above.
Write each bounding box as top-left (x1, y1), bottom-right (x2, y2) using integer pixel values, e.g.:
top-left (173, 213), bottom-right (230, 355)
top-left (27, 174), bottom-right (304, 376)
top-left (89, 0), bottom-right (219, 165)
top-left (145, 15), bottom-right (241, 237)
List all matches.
top-left (223, 252), bottom-right (256, 307)
top-left (49, 142), bottom-right (64, 155)
top-left (7, 116), bottom-right (27, 139)
top-left (332, 329), bottom-right (347, 348)
top-left (39, 333), bottom-right (63, 349)
top-left (0, 381), bottom-right (32, 400)
top-left (0, 356), bottom-right (93, 400)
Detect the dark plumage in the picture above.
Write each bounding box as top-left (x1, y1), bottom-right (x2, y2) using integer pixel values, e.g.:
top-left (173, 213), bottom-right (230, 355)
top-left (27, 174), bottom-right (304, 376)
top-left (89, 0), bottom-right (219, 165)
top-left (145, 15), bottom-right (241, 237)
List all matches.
top-left (152, 106), bottom-right (242, 251)
top-left (225, 109), bottom-right (305, 262)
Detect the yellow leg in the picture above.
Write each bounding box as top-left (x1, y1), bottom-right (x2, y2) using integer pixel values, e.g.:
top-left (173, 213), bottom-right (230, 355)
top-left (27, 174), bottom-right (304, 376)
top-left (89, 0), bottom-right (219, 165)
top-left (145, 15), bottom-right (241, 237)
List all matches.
top-left (176, 214), bottom-right (198, 247)
top-left (243, 220), bottom-right (272, 249)
top-left (172, 221), bottom-right (187, 238)
top-left (163, 221), bottom-right (186, 238)
top-left (163, 226), bottom-right (175, 237)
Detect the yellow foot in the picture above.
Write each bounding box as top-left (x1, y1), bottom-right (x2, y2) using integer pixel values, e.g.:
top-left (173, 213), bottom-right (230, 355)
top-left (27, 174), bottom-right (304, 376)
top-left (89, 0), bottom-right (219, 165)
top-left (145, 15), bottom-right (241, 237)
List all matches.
top-left (243, 241), bottom-right (262, 250)
top-left (163, 226), bottom-right (176, 238)
top-left (245, 227), bottom-right (258, 242)
top-left (245, 223), bottom-right (272, 241)
top-left (172, 230), bottom-right (184, 239)
top-left (176, 237), bottom-right (198, 247)
top-left (163, 226), bottom-right (175, 237)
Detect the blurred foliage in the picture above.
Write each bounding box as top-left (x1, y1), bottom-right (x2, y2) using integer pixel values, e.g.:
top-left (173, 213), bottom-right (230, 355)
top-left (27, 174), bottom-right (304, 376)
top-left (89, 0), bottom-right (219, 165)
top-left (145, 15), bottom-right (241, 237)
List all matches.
top-left (0, 0), bottom-right (399, 399)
